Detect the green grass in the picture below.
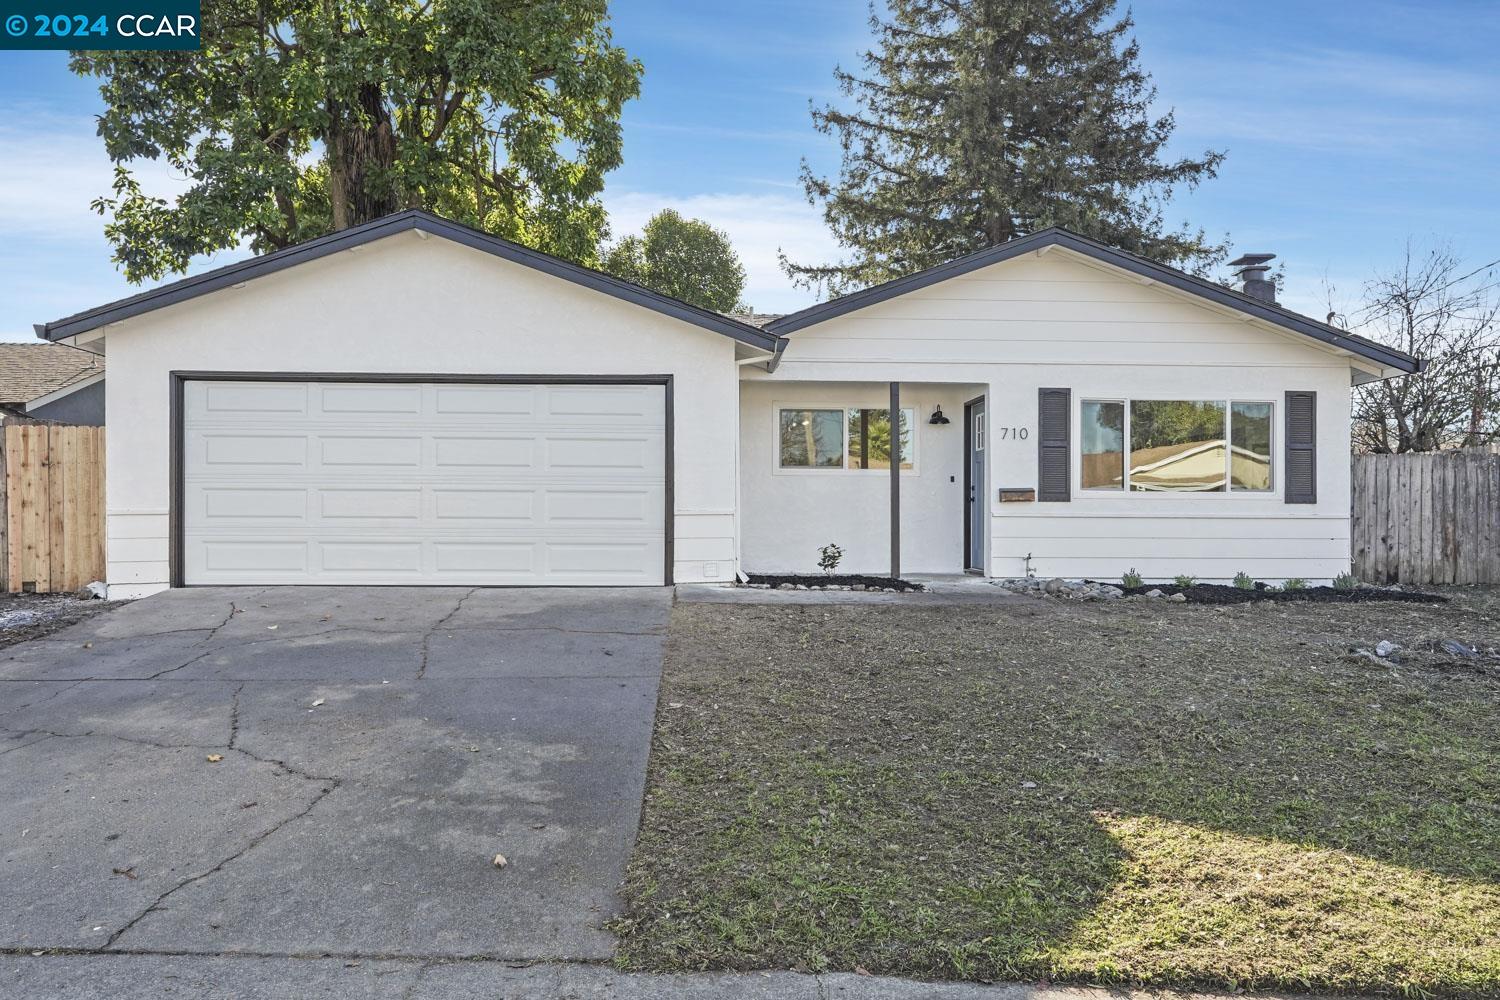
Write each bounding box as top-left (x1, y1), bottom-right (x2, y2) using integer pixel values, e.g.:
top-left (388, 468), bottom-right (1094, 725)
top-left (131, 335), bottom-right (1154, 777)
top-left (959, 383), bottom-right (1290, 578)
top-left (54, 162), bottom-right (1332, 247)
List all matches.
top-left (614, 592), bottom-right (1500, 995)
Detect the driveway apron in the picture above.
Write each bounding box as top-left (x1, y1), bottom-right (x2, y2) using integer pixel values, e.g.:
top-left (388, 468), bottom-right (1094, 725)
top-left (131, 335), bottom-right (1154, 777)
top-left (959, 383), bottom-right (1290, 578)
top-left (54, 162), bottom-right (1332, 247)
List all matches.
top-left (0, 586), bottom-right (669, 961)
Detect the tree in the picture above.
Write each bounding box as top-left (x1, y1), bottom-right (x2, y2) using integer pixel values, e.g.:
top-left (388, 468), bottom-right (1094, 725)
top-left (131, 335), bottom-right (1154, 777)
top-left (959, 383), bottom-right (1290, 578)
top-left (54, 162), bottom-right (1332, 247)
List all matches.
top-left (1345, 243), bottom-right (1500, 453)
top-left (72, 0), bottom-right (642, 282)
top-left (603, 209), bottom-right (747, 312)
top-left (785, 0), bottom-right (1227, 296)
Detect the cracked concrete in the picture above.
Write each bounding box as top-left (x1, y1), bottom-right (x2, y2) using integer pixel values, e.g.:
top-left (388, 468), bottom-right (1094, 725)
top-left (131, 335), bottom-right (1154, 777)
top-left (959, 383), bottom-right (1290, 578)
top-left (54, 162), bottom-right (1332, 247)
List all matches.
top-left (1, 954), bottom-right (1316, 1000)
top-left (2, 586), bottom-right (668, 993)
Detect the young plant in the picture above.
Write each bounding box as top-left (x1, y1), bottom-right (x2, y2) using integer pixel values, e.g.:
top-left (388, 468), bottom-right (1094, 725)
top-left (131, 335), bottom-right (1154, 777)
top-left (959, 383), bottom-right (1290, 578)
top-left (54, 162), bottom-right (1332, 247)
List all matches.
top-left (1332, 572), bottom-right (1358, 591)
top-left (1173, 574), bottom-right (1198, 589)
top-left (1121, 568), bottom-right (1144, 588)
top-left (817, 542), bottom-right (844, 577)
top-left (1282, 577), bottom-right (1308, 591)
top-left (1233, 571), bottom-right (1255, 590)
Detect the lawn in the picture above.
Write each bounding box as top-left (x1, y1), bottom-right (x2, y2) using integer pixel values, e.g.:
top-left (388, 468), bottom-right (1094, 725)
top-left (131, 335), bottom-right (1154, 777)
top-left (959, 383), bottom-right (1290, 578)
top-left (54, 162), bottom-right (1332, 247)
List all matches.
top-left (614, 589), bottom-right (1500, 996)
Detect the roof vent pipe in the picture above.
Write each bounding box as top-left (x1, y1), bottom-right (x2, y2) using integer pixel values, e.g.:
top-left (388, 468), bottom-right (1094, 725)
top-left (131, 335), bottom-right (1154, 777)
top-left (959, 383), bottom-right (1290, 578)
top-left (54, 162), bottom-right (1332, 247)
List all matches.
top-left (1229, 253), bottom-right (1277, 304)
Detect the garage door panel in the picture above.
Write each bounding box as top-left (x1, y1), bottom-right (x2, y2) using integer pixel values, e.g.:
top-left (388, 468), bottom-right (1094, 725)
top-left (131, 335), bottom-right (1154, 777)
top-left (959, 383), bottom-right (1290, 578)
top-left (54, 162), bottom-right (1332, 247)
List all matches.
top-left (433, 436), bottom-right (536, 469)
top-left (318, 488), bottom-right (422, 521)
top-left (183, 380), bottom-right (666, 586)
top-left (319, 435), bottom-right (423, 468)
top-left (196, 381), bottom-right (308, 414)
top-left (319, 384), bottom-right (422, 414)
top-left (319, 541), bottom-right (424, 574)
top-left (201, 488), bottom-right (309, 522)
top-left (199, 433), bottom-right (308, 468)
top-left (433, 488), bottom-right (536, 522)
top-left (545, 385), bottom-right (659, 419)
top-left (433, 542), bottom-right (537, 574)
top-left (434, 384), bottom-right (537, 415)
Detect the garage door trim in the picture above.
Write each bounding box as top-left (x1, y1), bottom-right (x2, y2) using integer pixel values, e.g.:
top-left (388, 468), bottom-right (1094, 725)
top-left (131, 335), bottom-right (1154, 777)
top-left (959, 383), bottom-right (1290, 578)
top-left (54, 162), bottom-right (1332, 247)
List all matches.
top-left (168, 371), bottom-right (674, 588)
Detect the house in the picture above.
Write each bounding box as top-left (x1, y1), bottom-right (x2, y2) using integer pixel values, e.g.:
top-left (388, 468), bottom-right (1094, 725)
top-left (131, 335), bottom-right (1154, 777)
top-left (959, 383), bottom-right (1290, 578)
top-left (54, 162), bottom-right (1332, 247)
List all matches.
top-left (34, 211), bottom-right (1421, 598)
top-left (0, 343), bottom-right (105, 425)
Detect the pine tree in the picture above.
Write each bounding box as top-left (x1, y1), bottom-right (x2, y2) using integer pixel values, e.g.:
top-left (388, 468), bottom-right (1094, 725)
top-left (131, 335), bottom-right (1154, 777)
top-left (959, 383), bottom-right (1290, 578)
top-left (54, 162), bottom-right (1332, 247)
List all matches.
top-left (785, 0), bottom-right (1227, 295)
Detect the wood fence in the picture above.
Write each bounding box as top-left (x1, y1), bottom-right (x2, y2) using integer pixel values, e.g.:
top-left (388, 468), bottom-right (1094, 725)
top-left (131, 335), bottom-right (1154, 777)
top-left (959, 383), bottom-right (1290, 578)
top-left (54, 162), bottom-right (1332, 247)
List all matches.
top-left (0, 424), bottom-right (106, 593)
top-left (1352, 449), bottom-right (1500, 585)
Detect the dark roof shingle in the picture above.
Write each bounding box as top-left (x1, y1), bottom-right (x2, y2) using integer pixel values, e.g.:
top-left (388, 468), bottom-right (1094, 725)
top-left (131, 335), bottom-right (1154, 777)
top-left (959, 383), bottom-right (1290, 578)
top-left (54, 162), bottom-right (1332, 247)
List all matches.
top-left (0, 344), bottom-right (104, 404)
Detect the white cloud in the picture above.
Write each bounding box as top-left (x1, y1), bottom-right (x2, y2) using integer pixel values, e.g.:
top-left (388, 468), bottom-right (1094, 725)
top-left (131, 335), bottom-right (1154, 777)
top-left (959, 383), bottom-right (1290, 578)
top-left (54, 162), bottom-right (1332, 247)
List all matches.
top-left (605, 190), bottom-right (842, 314)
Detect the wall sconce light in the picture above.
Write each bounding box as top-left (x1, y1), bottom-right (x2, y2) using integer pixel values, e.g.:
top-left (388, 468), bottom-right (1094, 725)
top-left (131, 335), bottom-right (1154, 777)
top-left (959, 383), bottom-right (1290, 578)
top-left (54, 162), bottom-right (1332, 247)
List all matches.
top-left (928, 405), bottom-right (951, 425)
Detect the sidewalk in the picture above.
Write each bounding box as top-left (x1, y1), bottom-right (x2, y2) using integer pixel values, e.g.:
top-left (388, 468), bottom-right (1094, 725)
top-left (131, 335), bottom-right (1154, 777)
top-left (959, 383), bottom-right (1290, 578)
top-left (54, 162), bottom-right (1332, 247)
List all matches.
top-left (3, 953), bottom-right (1339, 999)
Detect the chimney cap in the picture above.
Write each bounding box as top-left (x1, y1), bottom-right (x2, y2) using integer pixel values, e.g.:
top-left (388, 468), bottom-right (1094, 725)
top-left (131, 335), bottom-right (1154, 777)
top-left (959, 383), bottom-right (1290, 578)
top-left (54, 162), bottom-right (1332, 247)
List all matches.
top-left (1229, 253), bottom-right (1276, 268)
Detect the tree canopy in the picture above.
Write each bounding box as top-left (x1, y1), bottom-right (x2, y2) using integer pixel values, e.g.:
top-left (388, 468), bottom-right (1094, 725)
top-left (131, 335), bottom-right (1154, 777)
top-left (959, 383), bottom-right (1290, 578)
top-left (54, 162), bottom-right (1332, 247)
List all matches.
top-left (603, 209), bottom-right (747, 313)
top-left (785, 0), bottom-right (1228, 296)
top-left (72, 0), bottom-right (642, 282)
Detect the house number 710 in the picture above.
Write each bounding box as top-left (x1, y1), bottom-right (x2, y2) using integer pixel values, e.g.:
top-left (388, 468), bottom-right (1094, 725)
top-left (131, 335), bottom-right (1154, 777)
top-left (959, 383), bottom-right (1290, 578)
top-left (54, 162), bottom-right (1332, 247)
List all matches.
top-left (995, 426), bottom-right (1029, 440)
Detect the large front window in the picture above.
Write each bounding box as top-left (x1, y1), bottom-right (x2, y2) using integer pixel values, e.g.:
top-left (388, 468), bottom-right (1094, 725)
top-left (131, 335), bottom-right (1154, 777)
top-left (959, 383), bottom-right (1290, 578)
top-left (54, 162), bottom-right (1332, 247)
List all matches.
top-left (1080, 398), bottom-right (1273, 493)
top-left (778, 407), bottom-right (915, 470)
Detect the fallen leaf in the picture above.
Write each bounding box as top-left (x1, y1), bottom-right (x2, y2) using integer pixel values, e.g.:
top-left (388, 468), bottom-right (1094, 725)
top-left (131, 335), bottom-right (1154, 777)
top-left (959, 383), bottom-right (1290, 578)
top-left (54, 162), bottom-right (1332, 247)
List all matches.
top-left (855, 966), bottom-right (872, 977)
top-left (667, 702), bottom-right (686, 709)
top-left (206, 754), bottom-right (224, 763)
top-left (267, 625), bottom-right (279, 631)
top-left (311, 698), bottom-right (325, 707)
top-left (492, 853), bottom-right (508, 869)
top-left (112, 866), bottom-right (137, 880)
top-left (464, 745), bottom-right (480, 753)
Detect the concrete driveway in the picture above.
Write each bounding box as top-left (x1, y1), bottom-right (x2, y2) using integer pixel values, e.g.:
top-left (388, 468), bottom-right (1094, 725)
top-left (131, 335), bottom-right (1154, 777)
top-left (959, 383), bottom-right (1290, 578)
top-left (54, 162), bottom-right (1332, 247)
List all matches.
top-left (0, 586), bottom-right (668, 964)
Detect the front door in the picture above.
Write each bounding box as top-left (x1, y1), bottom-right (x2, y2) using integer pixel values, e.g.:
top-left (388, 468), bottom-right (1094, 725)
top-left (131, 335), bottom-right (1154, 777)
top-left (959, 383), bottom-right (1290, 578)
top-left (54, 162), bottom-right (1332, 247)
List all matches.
top-left (964, 397), bottom-right (986, 571)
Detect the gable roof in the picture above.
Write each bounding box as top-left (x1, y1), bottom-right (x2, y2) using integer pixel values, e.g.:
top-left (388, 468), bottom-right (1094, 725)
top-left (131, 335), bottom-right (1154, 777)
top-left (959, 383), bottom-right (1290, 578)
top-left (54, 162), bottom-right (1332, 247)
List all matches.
top-left (766, 227), bottom-right (1424, 374)
top-left (34, 210), bottom-right (780, 353)
top-left (0, 344), bottom-right (105, 405)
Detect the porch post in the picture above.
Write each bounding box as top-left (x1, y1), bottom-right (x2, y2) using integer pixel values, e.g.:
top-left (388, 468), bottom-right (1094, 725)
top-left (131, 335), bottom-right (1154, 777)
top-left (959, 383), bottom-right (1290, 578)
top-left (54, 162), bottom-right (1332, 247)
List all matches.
top-left (889, 381), bottom-right (900, 579)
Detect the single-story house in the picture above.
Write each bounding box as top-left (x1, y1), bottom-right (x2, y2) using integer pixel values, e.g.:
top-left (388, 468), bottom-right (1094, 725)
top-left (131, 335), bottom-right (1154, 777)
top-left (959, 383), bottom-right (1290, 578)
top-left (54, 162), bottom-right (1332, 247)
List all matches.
top-left (34, 211), bottom-right (1421, 598)
top-left (0, 343), bottom-right (105, 425)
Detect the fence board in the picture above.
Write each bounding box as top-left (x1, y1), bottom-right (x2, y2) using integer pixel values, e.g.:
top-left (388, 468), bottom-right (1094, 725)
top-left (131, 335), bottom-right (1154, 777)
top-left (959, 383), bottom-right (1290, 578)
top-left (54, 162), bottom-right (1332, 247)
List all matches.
top-left (1352, 449), bottom-right (1500, 585)
top-left (0, 425), bottom-right (106, 593)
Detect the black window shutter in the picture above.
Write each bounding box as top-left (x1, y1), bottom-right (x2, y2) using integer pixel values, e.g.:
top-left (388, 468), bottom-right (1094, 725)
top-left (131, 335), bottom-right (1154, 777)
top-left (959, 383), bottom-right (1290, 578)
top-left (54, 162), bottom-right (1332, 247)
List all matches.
top-left (1284, 390), bottom-right (1317, 504)
top-left (1038, 388), bottom-right (1071, 502)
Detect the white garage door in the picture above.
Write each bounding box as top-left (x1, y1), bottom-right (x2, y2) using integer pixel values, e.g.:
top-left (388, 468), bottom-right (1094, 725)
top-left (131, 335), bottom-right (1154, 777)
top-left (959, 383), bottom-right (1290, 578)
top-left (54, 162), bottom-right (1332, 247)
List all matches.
top-left (181, 380), bottom-right (667, 586)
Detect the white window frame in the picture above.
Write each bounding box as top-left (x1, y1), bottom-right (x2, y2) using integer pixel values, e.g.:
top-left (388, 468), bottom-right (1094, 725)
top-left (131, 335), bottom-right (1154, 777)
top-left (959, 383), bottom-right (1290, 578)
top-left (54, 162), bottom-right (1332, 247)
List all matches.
top-left (1077, 397), bottom-right (1276, 496)
top-left (774, 403), bottom-right (920, 475)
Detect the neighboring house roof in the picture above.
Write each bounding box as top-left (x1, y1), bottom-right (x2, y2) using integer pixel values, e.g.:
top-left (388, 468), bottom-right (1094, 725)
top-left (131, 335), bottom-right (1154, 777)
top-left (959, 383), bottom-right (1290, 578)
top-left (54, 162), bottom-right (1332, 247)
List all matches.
top-left (34, 210), bottom-right (780, 354)
top-left (765, 228), bottom-right (1424, 375)
top-left (0, 344), bottom-right (105, 406)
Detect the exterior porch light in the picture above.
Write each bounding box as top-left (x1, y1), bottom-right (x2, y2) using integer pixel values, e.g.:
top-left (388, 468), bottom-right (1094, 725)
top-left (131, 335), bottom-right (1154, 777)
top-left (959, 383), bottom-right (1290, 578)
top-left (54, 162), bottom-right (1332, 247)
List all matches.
top-left (929, 405), bottom-right (951, 425)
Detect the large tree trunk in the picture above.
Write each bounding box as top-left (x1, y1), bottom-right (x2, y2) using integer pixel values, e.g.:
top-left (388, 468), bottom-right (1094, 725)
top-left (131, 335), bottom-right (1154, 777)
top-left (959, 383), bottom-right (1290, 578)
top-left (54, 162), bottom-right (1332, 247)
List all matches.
top-left (327, 82), bottom-right (401, 230)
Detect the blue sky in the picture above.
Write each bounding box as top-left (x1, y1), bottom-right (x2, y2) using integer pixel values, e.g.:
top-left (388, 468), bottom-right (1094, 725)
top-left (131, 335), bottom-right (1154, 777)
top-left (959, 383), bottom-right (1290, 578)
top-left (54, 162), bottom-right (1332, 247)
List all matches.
top-left (1, 0), bottom-right (1496, 339)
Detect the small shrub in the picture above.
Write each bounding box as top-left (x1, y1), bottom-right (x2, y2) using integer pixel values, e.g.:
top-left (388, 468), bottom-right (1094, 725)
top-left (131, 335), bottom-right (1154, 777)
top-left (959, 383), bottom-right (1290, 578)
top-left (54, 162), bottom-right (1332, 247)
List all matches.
top-left (1173, 574), bottom-right (1197, 589)
top-left (1282, 577), bottom-right (1308, 591)
top-left (817, 542), bottom-right (844, 576)
top-left (1121, 568), bottom-right (1144, 589)
top-left (1332, 572), bottom-right (1358, 591)
top-left (1233, 571), bottom-right (1255, 590)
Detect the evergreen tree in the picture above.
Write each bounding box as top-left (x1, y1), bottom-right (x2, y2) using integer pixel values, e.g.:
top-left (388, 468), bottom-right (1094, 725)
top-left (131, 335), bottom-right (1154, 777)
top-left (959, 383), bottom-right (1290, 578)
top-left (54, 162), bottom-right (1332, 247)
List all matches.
top-left (785, 0), bottom-right (1227, 295)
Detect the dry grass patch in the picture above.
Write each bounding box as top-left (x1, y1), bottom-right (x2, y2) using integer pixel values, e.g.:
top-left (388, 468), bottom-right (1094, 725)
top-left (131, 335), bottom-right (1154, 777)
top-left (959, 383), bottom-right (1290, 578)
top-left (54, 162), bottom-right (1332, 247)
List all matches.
top-left (614, 590), bottom-right (1500, 996)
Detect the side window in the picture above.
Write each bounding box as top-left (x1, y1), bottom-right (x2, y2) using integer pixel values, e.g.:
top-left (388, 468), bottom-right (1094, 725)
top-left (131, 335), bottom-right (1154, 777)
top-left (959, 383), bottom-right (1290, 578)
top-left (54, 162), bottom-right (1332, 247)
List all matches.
top-left (974, 411), bottom-right (985, 451)
top-left (778, 409), bottom-right (843, 468)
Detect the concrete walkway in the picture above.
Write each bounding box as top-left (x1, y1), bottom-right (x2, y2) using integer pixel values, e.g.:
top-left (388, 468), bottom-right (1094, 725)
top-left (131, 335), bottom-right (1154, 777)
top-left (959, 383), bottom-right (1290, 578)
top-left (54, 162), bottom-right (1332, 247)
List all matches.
top-left (2, 954), bottom-right (1319, 999)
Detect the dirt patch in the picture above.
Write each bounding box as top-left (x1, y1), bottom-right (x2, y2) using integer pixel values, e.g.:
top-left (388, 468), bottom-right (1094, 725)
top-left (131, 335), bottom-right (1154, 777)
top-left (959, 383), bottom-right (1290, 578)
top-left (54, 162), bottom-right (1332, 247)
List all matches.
top-left (616, 587), bottom-right (1500, 995)
top-left (745, 573), bottom-right (924, 592)
top-left (1116, 582), bottom-right (1448, 605)
top-left (0, 592), bottom-right (121, 649)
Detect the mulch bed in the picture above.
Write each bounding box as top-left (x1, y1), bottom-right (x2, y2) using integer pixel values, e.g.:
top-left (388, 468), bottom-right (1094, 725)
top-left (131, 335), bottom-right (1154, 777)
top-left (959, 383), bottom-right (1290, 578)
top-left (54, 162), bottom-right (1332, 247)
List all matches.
top-left (745, 573), bottom-right (924, 592)
top-left (1115, 583), bottom-right (1447, 605)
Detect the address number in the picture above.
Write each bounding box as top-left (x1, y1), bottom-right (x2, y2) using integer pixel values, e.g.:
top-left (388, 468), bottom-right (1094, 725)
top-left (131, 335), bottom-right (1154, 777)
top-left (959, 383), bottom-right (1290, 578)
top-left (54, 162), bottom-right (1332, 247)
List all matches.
top-left (995, 426), bottom-right (1029, 440)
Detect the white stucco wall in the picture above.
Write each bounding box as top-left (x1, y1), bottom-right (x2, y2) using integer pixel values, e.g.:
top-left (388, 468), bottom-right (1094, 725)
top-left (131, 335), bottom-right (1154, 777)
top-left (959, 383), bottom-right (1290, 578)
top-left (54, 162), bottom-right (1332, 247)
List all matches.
top-left (742, 249), bottom-right (1359, 583)
top-left (100, 231), bottom-right (741, 596)
top-left (738, 381), bottom-right (979, 575)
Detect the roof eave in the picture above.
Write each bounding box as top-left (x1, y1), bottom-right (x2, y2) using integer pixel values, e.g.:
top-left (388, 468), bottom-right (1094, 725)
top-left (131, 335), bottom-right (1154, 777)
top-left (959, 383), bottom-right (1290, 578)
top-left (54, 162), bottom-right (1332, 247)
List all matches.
top-left (766, 228), bottom-right (1423, 376)
top-left (35, 210), bottom-right (781, 354)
